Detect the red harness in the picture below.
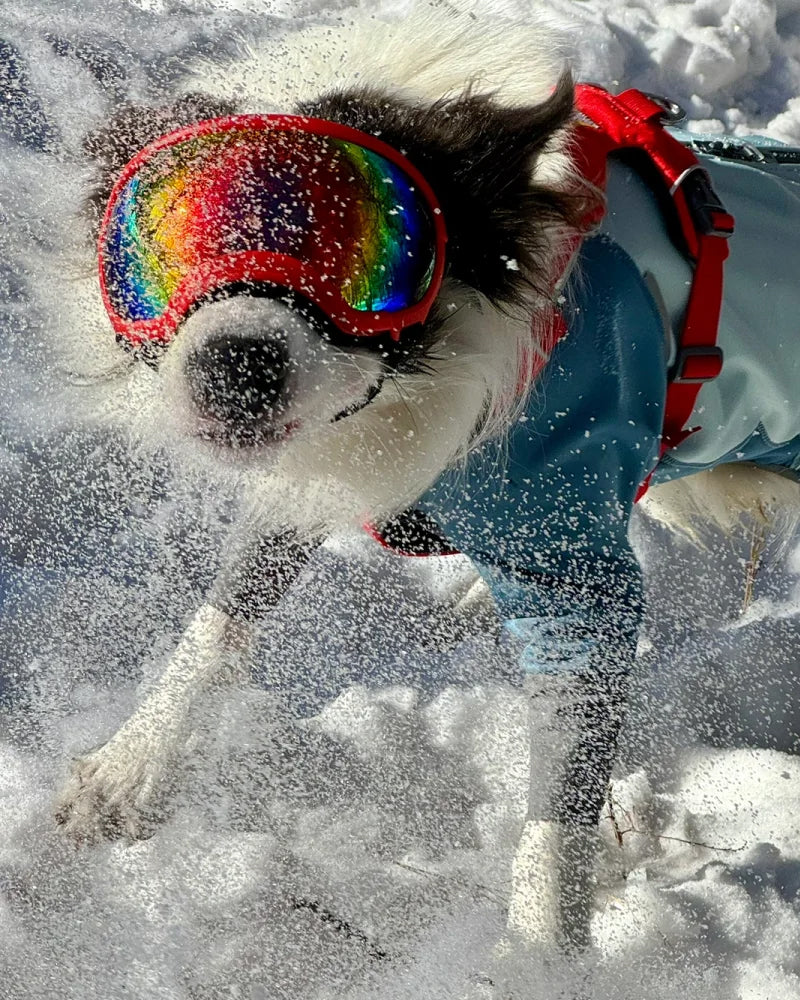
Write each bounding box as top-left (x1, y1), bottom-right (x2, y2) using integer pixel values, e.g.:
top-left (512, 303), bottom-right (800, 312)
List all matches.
top-left (568, 85), bottom-right (735, 498)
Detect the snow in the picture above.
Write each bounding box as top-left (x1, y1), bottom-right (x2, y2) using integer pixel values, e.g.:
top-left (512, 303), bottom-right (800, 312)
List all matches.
top-left (1, 1), bottom-right (800, 998)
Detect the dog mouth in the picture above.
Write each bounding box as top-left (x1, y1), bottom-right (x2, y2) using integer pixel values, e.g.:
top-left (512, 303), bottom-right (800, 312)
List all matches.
top-left (192, 416), bottom-right (302, 450)
top-left (190, 376), bottom-right (385, 451)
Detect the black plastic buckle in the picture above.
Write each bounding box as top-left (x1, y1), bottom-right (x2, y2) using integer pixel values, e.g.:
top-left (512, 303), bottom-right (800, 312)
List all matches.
top-left (690, 138), bottom-right (766, 164)
top-left (679, 169), bottom-right (735, 238)
top-left (670, 345), bottom-right (724, 384)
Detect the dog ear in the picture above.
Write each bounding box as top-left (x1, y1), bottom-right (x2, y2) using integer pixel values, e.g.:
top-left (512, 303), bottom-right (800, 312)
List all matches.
top-left (301, 74), bottom-right (584, 308)
top-left (421, 73), bottom-right (582, 306)
top-left (83, 93), bottom-right (236, 232)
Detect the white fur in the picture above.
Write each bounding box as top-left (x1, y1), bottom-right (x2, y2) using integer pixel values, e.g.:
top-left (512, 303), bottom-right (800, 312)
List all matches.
top-left (641, 462), bottom-right (800, 548)
top-left (255, 282), bottom-right (535, 531)
top-left (194, 3), bottom-right (569, 116)
top-left (507, 819), bottom-right (599, 950)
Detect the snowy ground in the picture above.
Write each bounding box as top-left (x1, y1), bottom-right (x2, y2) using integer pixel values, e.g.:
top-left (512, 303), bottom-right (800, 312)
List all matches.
top-left (2, 1), bottom-right (800, 998)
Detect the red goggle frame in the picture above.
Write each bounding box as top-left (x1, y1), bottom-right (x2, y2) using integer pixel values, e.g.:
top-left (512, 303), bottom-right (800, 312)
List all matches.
top-left (98, 114), bottom-right (448, 349)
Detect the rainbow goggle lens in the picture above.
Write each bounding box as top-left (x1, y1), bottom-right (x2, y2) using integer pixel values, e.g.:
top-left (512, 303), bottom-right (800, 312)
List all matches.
top-left (98, 114), bottom-right (448, 350)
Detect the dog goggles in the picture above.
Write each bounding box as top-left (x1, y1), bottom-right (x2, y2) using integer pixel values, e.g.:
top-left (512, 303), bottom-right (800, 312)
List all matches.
top-left (98, 115), bottom-right (448, 349)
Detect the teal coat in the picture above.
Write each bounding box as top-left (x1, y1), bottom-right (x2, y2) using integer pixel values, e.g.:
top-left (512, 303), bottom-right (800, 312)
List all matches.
top-left (419, 134), bottom-right (800, 679)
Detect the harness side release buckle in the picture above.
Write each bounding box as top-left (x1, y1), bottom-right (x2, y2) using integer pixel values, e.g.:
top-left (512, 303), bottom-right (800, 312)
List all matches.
top-left (679, 168), bottom-right (736, 238)
top-left (670, 344), bottom-right (724, 384)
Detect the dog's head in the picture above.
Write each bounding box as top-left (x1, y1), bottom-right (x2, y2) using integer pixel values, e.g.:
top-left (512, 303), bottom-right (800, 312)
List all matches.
top-left (91, 105), bottom-right (450, 453)
top-left (83, 63), bottom-right (584, 527)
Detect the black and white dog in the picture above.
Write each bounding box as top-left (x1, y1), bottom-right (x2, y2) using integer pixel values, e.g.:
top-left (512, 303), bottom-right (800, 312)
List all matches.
top-left (54, 0), bottom-right (800, 954)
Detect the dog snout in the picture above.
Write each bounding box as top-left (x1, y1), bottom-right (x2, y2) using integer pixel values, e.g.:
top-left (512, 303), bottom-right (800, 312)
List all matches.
top-left (185, 334), bottom-right (291, 434)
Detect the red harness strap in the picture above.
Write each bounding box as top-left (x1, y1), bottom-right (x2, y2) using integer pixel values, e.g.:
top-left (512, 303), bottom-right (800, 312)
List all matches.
top-left (569, 85), bottom-right (735, 499)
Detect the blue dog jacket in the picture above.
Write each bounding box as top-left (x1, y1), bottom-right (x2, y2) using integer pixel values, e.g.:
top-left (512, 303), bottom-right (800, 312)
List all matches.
top-left (417, 108), bottom-right (800, 678)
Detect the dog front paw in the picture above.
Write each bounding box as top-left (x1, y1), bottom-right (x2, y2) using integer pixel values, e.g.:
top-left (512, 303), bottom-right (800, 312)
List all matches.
top-left (506, 819), bottom-right (600, 952)
top-left (54, 737), bottom-right (171, 846)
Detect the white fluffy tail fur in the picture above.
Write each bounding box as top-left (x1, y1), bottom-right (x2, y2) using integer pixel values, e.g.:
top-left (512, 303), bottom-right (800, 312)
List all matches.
top-left (641, 462), bottom-right (800, 548)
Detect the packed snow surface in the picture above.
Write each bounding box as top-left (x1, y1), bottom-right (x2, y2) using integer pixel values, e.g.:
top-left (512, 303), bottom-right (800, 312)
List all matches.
top-left (2, 1), bottom-right (800, 998)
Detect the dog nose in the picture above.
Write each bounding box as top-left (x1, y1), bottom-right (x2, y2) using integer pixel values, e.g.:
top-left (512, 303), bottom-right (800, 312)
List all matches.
top-left (186, 334), bottom-right (291, 430)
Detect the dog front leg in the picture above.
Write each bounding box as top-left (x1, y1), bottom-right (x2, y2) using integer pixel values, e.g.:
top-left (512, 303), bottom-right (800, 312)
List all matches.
top-left (55, 603), bottom-right (255, 844)
top-left (507, 668), bottom-right (628, 952)
top-left (56, 532), bottom-right (318, 845)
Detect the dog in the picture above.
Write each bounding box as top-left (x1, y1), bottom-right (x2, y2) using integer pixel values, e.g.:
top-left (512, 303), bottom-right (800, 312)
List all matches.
top-left (53, 0), bottom-right (800, 955)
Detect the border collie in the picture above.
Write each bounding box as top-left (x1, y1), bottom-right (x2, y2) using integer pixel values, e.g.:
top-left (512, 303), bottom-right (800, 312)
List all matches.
top-left (53, 0), bottom-right (800, 954)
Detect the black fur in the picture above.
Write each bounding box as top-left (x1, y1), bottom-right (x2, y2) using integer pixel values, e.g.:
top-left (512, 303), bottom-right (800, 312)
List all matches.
top-left (301, 74), bottom-right (586, 309)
